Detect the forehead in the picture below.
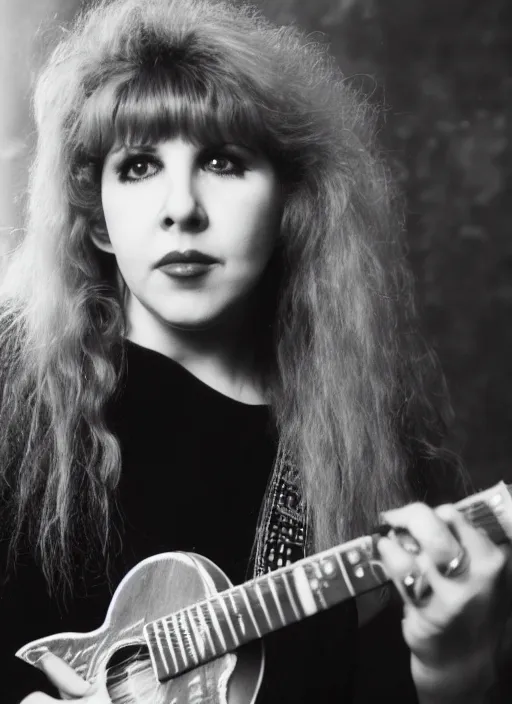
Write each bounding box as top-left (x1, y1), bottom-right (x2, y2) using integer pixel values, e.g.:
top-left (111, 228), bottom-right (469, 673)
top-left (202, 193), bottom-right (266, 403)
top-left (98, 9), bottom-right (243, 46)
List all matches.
top-left (77, 65), bottom-right (276, 162)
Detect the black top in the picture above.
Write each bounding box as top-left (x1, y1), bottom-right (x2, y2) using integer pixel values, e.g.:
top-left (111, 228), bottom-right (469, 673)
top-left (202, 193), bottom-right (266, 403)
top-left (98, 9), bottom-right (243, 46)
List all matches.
top-left (0, 340), bottom-right (358, 703)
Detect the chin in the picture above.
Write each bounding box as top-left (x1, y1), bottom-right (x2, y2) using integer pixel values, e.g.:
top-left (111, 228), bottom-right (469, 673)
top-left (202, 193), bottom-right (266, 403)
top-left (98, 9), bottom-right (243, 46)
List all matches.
top-left (160, 298), bottom-right (247, 332)
top-left (162, 310), bottom-right (224, 332)
top-left (166, 319), bottom-right (216, 332)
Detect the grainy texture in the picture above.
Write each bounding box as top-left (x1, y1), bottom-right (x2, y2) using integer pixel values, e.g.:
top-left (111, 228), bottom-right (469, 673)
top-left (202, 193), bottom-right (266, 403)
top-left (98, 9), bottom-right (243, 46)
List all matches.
top-left (262, 0), bottom-right (512, 491)
top-left (1, 0), bottom-right (511, 490)
top-left (16, 553), bottom-right (250, 704)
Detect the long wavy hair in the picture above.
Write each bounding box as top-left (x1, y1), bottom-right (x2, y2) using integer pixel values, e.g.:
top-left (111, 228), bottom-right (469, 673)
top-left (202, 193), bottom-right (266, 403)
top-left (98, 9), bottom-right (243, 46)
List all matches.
top-left (0, 0), bottom-right (466, 591)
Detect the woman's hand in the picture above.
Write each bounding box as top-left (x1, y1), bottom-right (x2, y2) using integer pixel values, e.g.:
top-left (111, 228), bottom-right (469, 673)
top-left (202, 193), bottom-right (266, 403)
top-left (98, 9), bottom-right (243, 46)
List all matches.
top-left (20, 652), bottom-right (110, 703)
top-left (377, 502), bottom-right (512, 704)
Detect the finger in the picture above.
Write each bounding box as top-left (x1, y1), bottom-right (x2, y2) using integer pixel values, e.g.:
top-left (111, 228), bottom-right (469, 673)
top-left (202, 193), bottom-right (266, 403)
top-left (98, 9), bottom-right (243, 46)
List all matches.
top-left (382, 526), bottom-right (422, 555)
top-left (382, 502), bottom-right (462, 571)
top-left (37, 652), bottom-right (91, 699)
top-left (377, 536), bottom-right (431, 607)
top-left (436, 503), bottom-right (507, 570)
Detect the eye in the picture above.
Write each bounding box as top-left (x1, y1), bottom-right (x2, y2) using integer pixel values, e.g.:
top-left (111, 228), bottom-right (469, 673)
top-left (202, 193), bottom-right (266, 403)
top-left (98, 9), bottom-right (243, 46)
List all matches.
top-left (203, 152), bottom-right (246, 177)
top-left (117, 155), bottom-right (161, 183)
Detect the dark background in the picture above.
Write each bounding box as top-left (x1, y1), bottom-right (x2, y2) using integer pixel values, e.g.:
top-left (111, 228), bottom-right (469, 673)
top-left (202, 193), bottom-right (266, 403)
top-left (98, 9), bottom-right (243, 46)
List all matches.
top-left (0, 2), bottom-right (510, 701)
top-left (1, 0), bottom-right (511, 490)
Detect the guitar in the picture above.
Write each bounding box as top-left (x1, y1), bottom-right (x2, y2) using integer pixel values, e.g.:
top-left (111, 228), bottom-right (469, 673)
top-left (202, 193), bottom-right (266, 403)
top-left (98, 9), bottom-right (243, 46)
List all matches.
top-left (16, 482), bottom-right (512, 704)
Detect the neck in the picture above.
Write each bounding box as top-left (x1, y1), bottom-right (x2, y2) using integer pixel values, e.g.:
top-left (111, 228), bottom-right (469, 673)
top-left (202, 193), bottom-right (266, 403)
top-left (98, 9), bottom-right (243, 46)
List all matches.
top-left (125, 296), bottom-right (269, 406)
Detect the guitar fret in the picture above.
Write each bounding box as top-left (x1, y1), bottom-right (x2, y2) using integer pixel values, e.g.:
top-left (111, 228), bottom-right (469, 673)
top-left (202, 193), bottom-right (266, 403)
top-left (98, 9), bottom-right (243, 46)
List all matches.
top-left (267, 576), bottom-right (286, 626)
top-left (308, 561), bottom-right (328, 609)
top-left (291, 565), bottom-right (317, 616)
top-left (217, 595), bottom-right (240, 646)
top-left (254, 582), bottom-right (273, 628)
top-left (161, 618), bottom-right (179, 675)
top-left (334, 551), bottom-right (356, 597)
top-left (455, 483), bottom-right (512, 544)
top-left (462, 502), bottom-right (508, 543)
top-left (186, 607), bottom-right (206, 659)
top-left (228, 590), bottom-right (246, 636)
top-left (179, 610), bottom-right (198, 666)
top-left (196, 603), bottom-right (216, 657)
top-left (206, 599), bottom-right (228, 652)
top-left (153, 622), bottom-right (171, 677)
top-left (139, 482), bottom-right (512, 687)
top-left (239, 586), bottom-right (262, 638)
top-left (281, 572), bottom-right (301, 620)
top-left (170, 612), bottom-right (189, 668)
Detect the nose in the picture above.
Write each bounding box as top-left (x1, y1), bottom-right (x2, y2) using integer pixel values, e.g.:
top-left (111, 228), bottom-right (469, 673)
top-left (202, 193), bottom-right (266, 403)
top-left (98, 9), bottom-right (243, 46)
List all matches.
top-left (159, 171), bottom-right (207, 233)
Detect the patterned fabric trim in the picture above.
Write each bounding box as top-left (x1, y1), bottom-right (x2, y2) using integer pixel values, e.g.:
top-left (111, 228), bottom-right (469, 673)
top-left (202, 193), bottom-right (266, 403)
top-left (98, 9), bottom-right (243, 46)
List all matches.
top-left (252, 446), bottom-right (310, 578)
top-left (252, 450), bottom-right (394, 620)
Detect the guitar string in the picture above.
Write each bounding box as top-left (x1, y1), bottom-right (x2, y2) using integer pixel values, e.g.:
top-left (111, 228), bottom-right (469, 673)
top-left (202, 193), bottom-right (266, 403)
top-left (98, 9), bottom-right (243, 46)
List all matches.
top-left (108, 507), bottom-right (506, 680)
top-left (88, 500), bottom-right (509, 684)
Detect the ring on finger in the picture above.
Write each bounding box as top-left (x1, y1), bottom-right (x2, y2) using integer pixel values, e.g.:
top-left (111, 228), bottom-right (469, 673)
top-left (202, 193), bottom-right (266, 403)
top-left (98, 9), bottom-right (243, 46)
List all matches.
top-left (438, 545), bottom-right (468, 579)
top-left (402, 571), bottom-right (433, 607)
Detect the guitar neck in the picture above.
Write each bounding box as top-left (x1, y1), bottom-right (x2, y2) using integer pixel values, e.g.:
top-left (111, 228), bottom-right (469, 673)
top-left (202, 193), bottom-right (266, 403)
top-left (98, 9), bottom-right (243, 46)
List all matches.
top-left (144, 481), bottom-right (512, 683)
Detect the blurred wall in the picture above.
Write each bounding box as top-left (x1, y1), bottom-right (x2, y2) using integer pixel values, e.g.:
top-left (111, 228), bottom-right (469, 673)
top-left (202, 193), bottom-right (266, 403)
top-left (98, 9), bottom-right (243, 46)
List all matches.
top-left (282, 0), bottom-right (512, 490)
top-left (0, 0), bottom-right (79, 235)
top-left (1, 0), bottom-right (511, 489)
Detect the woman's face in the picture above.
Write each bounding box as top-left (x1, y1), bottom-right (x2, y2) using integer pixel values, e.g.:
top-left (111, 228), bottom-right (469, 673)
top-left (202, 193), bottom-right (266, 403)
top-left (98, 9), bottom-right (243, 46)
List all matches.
top-left (99, 137), bottom-right (282, 335)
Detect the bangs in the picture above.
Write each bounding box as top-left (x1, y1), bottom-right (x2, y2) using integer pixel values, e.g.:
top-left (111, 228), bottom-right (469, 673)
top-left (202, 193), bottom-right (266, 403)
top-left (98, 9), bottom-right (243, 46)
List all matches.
top-left (76, 65), bottom-right (278, 162)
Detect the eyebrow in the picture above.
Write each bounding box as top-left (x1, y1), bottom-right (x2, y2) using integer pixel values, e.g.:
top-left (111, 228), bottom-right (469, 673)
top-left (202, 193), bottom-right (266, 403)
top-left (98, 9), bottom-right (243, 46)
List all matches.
top-left (105, 140), bottom-right (261, 165)
top-left (223, 142), bottom-right (257, 155)
top-left (108, 143), bottom-right (159, 157)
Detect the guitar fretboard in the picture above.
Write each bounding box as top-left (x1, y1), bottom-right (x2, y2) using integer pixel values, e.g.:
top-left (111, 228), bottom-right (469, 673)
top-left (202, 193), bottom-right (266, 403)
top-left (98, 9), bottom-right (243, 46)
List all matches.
top-left (144, 481), bottom-right (512, 682)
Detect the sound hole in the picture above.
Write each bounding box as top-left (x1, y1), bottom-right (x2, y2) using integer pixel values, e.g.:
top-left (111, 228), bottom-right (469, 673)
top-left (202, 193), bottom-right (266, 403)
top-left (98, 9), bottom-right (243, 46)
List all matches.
top-left (106, 644), bottom-right (164, 704)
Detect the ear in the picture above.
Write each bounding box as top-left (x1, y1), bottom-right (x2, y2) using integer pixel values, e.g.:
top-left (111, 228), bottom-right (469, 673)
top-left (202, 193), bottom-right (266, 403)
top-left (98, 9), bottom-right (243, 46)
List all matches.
top-left (89, 222), bottom-right (114, 255)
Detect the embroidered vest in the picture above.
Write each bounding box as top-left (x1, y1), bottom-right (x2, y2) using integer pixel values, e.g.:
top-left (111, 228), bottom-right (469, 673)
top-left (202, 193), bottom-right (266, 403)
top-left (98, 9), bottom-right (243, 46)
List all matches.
top-left (252, 448), bottom-right (310, 578)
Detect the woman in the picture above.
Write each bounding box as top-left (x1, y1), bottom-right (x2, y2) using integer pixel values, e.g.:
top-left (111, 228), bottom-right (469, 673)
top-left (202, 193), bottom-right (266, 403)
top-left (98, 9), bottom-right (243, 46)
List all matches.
top-left (0, 0), bottom-right (509, 702)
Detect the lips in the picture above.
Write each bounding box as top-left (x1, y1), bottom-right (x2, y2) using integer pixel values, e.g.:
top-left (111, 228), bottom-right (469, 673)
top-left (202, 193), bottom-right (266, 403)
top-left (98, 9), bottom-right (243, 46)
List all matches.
top-left (155, 250), bottom-right (219, 267)
top-left (155, 250), bottom-right (219, 279)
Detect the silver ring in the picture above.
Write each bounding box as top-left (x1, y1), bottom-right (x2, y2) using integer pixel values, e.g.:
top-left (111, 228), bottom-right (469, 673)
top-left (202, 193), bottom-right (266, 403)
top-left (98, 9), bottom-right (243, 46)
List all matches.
top-left (402, 573), bottom-right (417, 600)
top-left (402, 571), bottom-right (432, 606)
top-left (439, 546), bottom-right (467, 578)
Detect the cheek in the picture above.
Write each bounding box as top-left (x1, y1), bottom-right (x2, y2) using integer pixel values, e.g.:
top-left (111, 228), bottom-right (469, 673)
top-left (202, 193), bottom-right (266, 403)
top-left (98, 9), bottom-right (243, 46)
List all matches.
top-left (102, 189), bottom-right (124, 239)
top-left (102, 195), bottom-right (144, 252)
top-left (226, 190), bottom-right (281, 263)
top-left (252, 201), bottom-right (281, 263)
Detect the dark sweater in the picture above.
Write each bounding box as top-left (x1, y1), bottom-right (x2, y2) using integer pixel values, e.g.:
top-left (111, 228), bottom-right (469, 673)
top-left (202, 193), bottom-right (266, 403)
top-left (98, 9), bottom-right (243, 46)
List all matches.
top-left (0, 341), bottom-right (358, 703)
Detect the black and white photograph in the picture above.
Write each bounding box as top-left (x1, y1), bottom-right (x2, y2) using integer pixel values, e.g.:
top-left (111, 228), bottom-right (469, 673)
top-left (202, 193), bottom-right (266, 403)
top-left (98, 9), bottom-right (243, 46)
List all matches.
top-left (0, 1), bottom-right (511, 702)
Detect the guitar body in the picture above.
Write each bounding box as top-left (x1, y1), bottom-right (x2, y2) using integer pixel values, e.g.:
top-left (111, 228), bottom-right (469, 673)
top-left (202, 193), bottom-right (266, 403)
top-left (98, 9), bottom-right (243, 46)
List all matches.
top-left (17, 483), bottom-right (512, 704)
top-left (17, 553), bottom-right (264, 704)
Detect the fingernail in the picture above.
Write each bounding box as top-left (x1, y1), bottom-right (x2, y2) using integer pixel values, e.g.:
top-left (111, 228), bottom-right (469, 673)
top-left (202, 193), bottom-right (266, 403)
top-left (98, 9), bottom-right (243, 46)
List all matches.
top-left (391, 527), bottom-right (421, 555)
